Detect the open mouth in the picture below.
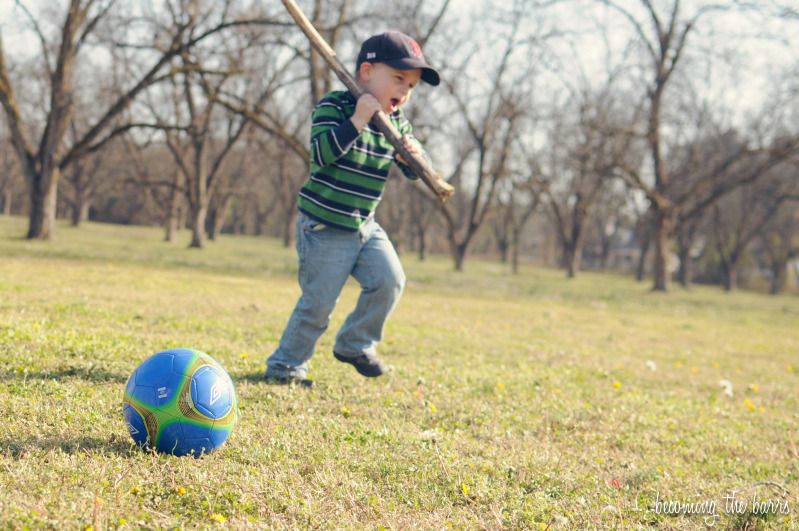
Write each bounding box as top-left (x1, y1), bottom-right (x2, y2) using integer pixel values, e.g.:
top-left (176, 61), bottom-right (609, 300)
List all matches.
top-left (389, 98), bottom-right (400, 110)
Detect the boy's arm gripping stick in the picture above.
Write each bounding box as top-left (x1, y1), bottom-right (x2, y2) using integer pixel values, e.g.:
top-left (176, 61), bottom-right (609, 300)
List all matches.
top-left (281, 0), bottom-right (455, 202)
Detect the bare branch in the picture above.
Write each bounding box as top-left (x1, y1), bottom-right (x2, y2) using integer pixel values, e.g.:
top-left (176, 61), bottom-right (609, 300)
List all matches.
top-left (14, 0), bottom-right (55, 78)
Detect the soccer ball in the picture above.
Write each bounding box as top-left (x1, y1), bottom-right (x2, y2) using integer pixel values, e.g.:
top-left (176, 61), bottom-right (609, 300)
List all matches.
top-left (122, 348), bottom-right (238, 457)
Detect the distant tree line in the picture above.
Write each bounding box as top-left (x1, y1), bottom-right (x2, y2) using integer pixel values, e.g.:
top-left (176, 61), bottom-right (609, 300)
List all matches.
top-left (1, 0), bottom-right (797, 294)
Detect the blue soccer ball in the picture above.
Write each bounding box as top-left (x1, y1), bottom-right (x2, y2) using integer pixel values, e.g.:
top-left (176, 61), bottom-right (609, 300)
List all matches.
top-left (122, 348), bottom-right (238, 457)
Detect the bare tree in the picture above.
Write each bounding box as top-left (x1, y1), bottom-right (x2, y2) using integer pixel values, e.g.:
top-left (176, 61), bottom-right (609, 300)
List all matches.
top-left (492, 174), bottom-right (542, 274)
top-left (0, 0), bottom-right (286, 240)
top-left (252, 133), bottom-right (307, 246)
top-left (405, 184), bottom-right (438, 260)
top-left (606, 0), bottom-right (799, 290)
top-left (632, 203), bottom-right (652, 281)
top-left (0, 138), bottom-right (21, 215)
top-left (538, 86), bottom-right (641, 278)
top-left (431, 9), bottom-right (533, 271)
top-left (59, 120), bottom-right (112, 226)
top-left (756, 201), bottom-right (799, 295)
top-left (119, 132), bottom-right (185, 242)
top-left (710, 165), bottom-right (798, 291)
top-left (152, 67), bottom-right (251, 248)
top-left (584, 182), bottom-right (633, 271)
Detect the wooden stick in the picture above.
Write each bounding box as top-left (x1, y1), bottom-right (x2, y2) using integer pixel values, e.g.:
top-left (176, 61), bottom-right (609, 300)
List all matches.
top-left (280, 0), bottom-right (455, 202)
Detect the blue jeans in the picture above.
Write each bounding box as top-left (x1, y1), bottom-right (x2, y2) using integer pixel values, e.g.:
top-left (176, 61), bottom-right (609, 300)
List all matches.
top-left (265, 210), bottom-right (406, 379)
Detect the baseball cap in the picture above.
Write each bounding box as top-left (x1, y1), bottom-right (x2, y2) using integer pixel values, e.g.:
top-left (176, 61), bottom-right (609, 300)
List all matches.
top-left (356, 31), bottom-right (440, 86)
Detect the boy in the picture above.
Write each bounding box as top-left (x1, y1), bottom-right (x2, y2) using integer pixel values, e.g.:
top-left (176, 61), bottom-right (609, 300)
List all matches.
top-left (264, 31), bottom-right (440, 387)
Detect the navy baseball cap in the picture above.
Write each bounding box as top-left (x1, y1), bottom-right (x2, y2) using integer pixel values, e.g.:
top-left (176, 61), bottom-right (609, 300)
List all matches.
top-left (356, 31), bottom-right (440, 86)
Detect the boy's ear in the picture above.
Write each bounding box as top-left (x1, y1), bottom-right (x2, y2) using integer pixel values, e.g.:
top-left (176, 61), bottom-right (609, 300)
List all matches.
top-left (357, 62), bottom-right (373, 81)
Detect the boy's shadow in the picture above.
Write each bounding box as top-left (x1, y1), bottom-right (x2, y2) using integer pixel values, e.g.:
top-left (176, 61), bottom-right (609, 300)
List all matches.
top-left (0, 434), bottom-right (138, 459)
top-left (0, 365), bottom-right (128, 383)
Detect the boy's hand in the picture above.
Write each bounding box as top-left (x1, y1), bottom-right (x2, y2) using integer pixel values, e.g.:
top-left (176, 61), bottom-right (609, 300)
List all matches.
top-left (351, 94), bottom-right (382, 131)
top-left (395, 134), bottom-right (421, 165)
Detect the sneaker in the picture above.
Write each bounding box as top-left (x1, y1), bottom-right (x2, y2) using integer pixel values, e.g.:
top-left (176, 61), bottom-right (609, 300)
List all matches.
top-left (264, 374), bottom-right (315, 388)
top-left (333, 351), bottom-right (389, 377)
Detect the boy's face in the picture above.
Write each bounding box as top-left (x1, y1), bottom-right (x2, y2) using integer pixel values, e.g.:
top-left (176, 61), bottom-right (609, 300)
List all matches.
top-left (357, 62), bottom-right (422, 114)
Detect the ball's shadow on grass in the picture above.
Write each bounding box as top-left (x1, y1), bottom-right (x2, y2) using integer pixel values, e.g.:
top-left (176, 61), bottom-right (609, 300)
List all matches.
top-left (0, 365), bottom-right (128, 383)
top-left (0, 435), bottom-right (138, 459)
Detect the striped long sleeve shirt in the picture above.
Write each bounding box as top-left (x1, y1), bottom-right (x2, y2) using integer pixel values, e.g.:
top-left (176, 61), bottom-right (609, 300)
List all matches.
top-left (297, 90), bottom-right (431, 231)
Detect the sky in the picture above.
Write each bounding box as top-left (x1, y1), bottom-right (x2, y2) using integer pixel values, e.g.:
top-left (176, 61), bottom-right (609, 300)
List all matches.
top-left (1, 0), bottom-right (797, 127)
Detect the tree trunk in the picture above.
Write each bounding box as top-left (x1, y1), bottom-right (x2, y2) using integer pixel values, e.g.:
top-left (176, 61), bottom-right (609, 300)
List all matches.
top-left (497, 237), bottom-right (509, 263)
top-left (677, 244), bottom-right (691, 287)
top-left (207, 195), bottom-right (230, 241)
top-left (164, 182), bottom-right (181, 243)
top-left (652, 206), bottom-right (674, 291)
top-left (177, 204), bottom-right (186, 231)
top-left (417, 224), bottom-right (427, 261)
top-left (511, 227), bottom-right (521, 275)
top-left (769, 260), bottom-right (787, 295)
top-left (27, 170), bottom-right (59, 240)
top-left (722, 260), bottom-right (739, 292)
top-left (392, 228), bottom-right (404, 256)
top-left (452, 241), bottom-right (467, 271)
top-left (676, 222), bottom-right (700, 287)
top-left (1, 189), bottom-right (11, 215)
top-left (282, 207), bottom-right (296, 247)
top-left (164, 214), bottom-right (178, 243)
top-left (189, 203), bottom-right (208, 248)
top-left (563, 237), bottom-right (584, 279)
top-left (254, 210), bottom-right (267, 236)
top-left (562, 243), bottom-right (575, 278)
top-left (559, 222), bottom-right (585, 279)
top-left (71, 188), bottom-right (90, 226)
top-left (599, 238), bottom-right (612, 270)
top-left (636, 224), bottom-right (651, 282)
top-left (211, 198), bottom-right (228, 240)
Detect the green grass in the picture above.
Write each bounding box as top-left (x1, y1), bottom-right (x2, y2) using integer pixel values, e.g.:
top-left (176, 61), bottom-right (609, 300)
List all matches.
top-left (0, 215), bottom-right (797, 529)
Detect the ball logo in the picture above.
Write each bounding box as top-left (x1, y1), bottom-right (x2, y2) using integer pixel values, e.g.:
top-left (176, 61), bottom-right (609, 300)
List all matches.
top-left (209, 381), bottom-right (223, 406)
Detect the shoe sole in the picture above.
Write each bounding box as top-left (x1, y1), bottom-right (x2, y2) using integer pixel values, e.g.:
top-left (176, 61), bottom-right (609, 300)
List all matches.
top-left (333, 352), bottom-right (387, 377)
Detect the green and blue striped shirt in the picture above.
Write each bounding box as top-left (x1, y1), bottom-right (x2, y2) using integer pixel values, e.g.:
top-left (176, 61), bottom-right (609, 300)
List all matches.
top-left (297, 90), bottom-right (429, 231)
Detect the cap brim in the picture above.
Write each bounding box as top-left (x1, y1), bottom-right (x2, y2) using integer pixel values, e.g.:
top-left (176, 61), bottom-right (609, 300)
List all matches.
top-left (384, 58), bottom-right (440, 86)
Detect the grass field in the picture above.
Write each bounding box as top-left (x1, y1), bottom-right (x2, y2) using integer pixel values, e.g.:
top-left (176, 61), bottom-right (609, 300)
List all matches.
top-left (0, 215), bottom-right (797, 530)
